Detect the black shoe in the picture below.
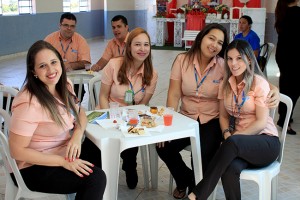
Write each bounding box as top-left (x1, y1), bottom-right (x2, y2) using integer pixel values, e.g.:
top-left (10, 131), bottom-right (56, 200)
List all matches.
top-left (125, 170), bottom-right (138, 189)
top-left (287, 128), bottom-right (297, 135)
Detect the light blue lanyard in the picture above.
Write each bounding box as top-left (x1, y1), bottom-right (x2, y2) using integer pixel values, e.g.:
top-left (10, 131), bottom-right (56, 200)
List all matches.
top-left (60, 40), bottom-right (72, 59)
top-left (234, 91), bottom-right (248, 114)
top-left (118, 45), bottom-right (125, 56)
top-left (194, 66), bottom-right (212, 95)
top-left (129, 81), bottom-right (145, 96)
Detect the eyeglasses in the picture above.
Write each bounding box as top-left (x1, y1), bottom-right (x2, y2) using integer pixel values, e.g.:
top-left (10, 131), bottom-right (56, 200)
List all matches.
top-left (61, 24), bottom-right (76, 29)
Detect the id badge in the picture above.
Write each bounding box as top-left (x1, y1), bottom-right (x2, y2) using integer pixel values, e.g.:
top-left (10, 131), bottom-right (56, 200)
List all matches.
top-left (125, 90), bottom-right (134, 104)
top-left (229, 115), bottom-right (236, 133)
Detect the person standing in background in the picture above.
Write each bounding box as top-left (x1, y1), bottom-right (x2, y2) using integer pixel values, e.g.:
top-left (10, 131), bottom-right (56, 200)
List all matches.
top-left (275, 0), bottom-right (300, 135)
top-left (45, 12), bottom-right (91, 71)
top-left (234, 15), bottom-right (260, 58)
top-left (92, 15), bottom-right (129, 71)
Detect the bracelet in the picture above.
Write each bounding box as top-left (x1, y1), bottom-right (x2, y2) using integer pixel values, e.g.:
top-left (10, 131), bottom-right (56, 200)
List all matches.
top-left (222, 128), bottom-right (231, 137)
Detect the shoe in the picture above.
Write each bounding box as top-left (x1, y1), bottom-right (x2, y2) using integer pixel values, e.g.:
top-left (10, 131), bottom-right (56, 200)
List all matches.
top-left (125, 170), bottom-right (138, 189)
top-left (287, 127), bottom-right (297, 135)
top-left (173, 187), bottom-right (187, 199)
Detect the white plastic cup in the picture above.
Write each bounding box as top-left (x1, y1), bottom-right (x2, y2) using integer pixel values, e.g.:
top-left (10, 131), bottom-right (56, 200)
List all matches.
top-left (109, 102), bottom-right (120, 119)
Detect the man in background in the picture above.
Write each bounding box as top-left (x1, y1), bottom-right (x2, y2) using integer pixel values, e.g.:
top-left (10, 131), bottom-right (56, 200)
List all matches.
top-left (92, 15), bottom-right (129, 71)
top-left (45, 12), bottom-right (91, 71)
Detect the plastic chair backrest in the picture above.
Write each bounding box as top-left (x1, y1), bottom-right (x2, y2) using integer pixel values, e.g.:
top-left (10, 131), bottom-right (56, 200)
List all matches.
top-left (0, 85), bottom-right (18, 115)
top-left (88, 76), bottom-right (101, 110)
top-left (276, 93), bottom-right (292, 163)
top-left (67, 73), bottom-right (95, 103)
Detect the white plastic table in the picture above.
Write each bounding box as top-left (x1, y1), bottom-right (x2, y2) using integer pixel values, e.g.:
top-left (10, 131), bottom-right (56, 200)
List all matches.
top-left (85, 105), bottom-right (202, 200)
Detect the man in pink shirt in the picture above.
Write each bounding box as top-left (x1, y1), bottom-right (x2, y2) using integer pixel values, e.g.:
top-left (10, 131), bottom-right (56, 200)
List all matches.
top-left (45, 12), bottom-right (91, 71)
top-left (92, 15), bottom-right (129, 71)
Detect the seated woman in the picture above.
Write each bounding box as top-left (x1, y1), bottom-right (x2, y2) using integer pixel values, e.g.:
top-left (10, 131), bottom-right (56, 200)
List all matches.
top-left (234, 15), bottom-right (260, 58)
top-left (97, 27), bottom-right (158, 189)
top-left (9, 40), bottom-right (106, 199)
top-left (188, 39), bottom-right (280, 199)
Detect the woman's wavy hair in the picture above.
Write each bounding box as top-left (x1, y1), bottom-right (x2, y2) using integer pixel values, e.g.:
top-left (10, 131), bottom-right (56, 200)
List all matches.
top-left (117, 27), bottom-right (153, 86)
top-left (179, 23), bottom-right (228, 69)
top-left (275, 0), bottom-right (297, 33)
top-left (23, 40), bottom-right (80, 128)
top-left (222, 39), bottom-right (265, 97)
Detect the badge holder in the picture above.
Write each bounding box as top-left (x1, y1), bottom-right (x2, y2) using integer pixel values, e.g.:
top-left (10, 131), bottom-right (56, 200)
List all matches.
top-left (125, 90), bottom-right (134, 105)
top-left (229, 115), bottom-right (236, 133)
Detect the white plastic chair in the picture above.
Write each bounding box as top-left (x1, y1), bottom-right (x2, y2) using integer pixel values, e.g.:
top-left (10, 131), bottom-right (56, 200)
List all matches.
top-left (67, 73), bottom-right (95, 110)
top-left (211, 93), bottom-right (292, 200)
top-left (0, 85), bottom-right (19, 115)
top-left (88, 75), bottom-right (101, 110)
top-left (0, 108), bottom-right (69, 200)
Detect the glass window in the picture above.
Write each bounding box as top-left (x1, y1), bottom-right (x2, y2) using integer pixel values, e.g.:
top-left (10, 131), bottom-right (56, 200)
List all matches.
top-left (63, 0), bottom-right (90, 13)
top-left (1, 0), bottom-right (32, 15)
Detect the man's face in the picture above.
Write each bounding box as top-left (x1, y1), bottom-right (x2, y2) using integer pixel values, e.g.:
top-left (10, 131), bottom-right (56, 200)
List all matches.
top-left (111, 19), bottom-right (129, 42)
top-left (59, 18), bottom-right (76, 40)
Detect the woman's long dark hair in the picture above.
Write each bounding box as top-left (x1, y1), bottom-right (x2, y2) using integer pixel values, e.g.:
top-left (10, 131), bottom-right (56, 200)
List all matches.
top-left (23, 40), bottom-right (80, 128)
top-left (117, 27), bottom-right (153, 86)
top-left (275, 0), bottom-right (296, 33)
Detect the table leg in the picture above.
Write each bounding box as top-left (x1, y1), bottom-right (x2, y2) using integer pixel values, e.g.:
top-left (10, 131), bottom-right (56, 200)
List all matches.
top-left (156, 20), bottom-right (165, 46)
top-left (190, 126), bottom-right (203, 184)
top-left (101, 138), bottom-right (121, 200)
top-left (174, 20), bottom-right (183, 47)
top-left (148, 144), bottom-right (158, 189)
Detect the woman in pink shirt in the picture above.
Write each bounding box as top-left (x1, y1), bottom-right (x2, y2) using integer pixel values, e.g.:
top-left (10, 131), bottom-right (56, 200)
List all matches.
top-left (156, 24), bottom-right (279, 199)
top-left (98, 27), bottom-right (158, 189)
top-left (9, 40), bottom-right (106, 199)
top-left (188, 39), bottom-right (280, 200)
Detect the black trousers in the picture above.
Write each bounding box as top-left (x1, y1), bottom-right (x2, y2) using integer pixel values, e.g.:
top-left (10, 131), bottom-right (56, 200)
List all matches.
top-left (11, 138), bottom-right (106, 200)
top-left (277, 72), bottom-right (299, 126)
top-left (156, 118), bottom-right (222, 190)
top-left (192, 134), bottom-right (280, 200)
top-left (120, 147), bottom-right (139, 172)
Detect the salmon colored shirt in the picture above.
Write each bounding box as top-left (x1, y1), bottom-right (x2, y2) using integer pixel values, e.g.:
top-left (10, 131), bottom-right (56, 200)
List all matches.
top-left (101, 32), bottom-right (129, 61)
top-left (219, 75), bottom-right (278, 137)
top-left (10, 85), bottom-right (78, 169)
top-left (170, 53), bottom-right (225, 123)
top-left (44, 31), bottom-right (91, 64)
top-left (101, 57), bottom-right (158, 106)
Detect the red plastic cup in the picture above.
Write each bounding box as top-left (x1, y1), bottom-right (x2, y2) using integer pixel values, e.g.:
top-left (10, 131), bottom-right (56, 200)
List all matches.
top-left (163, 114), bottom-right (173, 126)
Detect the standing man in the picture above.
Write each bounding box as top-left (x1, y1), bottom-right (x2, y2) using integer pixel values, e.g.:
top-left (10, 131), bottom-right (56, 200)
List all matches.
top-left (92, 15), bottom-right (129, 71)
top-left (45, 12), bottom-right (91, 71)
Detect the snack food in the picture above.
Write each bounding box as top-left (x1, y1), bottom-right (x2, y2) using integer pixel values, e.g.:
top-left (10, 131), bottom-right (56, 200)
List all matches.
top-left (150, 106), bottom-right (158, 114)
top-left (127, 126), bottom-right (145, 135)
top-left (141, 116), bottom-right (156, 128)
top-left (157, 107), bottom-right (165, 116)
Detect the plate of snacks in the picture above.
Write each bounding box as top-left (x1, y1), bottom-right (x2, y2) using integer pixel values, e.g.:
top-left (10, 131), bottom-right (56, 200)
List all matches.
top-left (121, 126), bottom-right (151, 137)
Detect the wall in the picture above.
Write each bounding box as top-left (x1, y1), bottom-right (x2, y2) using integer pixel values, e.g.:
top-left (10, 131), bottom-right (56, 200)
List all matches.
top-left (0, 0), bottom-right (104, 56)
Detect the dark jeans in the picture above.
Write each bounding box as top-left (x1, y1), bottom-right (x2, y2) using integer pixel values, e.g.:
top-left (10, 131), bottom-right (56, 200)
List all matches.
top-left (156, 118), bottom-right (222, 190)
top-left (120, 147), bottom-right (139, 172)
top-left (11, 138), bottom-right (106, 200)
top-left (193, 134), bottom-right (280, 200)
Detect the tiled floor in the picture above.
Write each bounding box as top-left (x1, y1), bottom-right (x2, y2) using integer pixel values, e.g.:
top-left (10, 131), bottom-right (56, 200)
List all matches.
top-left (0, 38), bottom-right (299, 200)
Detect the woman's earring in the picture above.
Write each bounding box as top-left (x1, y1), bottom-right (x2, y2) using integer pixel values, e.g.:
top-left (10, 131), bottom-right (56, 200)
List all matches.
top-left (34, 75), bottom-right (38, 78)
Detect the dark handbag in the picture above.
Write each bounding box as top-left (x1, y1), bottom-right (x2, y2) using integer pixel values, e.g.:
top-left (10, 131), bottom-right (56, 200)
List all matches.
top-left (258, 43), bottom-right (269, 72)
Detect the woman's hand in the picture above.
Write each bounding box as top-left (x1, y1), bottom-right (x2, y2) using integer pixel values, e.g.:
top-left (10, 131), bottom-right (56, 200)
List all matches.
top-left (62, 158), bottom-right (94, 177)
top-left (65, 134), bottom-right (82, 162)
top-left (266, 85), bottom-right (280, 108)
top-left (188, 192), bottom-right (197, 200)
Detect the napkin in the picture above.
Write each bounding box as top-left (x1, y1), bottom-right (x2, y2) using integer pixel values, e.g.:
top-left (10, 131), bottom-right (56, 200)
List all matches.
top-left (146, 125), bottom-right (164, 132)
top-left (96, 119), bottom-right (125, 129)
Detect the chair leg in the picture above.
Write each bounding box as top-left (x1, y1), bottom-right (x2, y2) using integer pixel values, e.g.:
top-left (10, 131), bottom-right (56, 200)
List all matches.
top-left (140, 145), bottom-right (149, 190)
top-left (271, 176), bottom-right (278, 200)
top-left (169, 174), bottom-right (174, 195)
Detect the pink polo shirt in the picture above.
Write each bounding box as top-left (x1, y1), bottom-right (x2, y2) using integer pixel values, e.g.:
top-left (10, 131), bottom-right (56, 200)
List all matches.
top-left (101, 32), bottom-right (129, 61)
top-left (44, 31), bottom-right (91, 64)
top-left (219, 75), bottom-right (278, 137)
top-left (101, 57), bottom-right (158, 106)
top-left (10, 87), bottom-right (78, 169)
top-left (171, 53), bottom-right (225, 123)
